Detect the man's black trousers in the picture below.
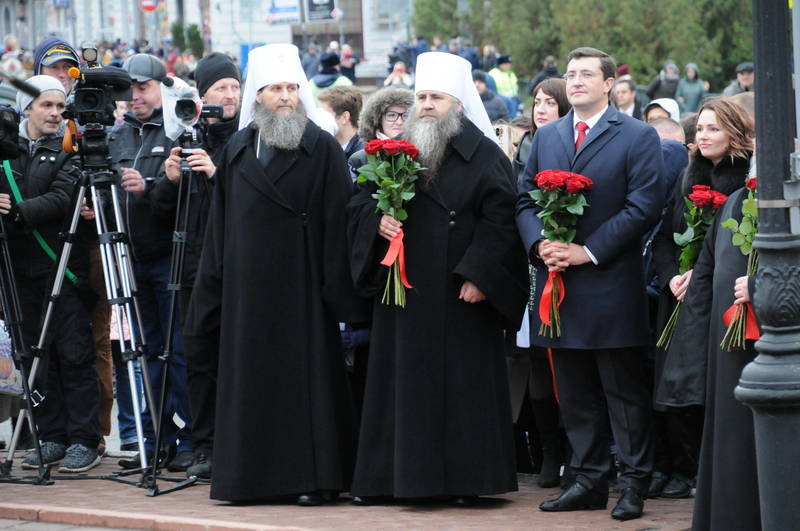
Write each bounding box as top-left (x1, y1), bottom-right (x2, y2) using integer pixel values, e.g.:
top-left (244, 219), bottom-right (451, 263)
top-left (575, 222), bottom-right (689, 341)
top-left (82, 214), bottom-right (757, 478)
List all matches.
top-left (180, 287), bottom-right (217, 455)
top-left (551, 347), bottom-right (653, 495)
top-left (18, 277), bottom-right (99, 448)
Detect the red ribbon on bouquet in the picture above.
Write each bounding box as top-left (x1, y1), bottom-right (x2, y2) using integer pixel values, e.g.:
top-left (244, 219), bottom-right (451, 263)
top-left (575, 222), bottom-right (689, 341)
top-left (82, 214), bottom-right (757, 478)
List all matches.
top-left (538, 271), bottom-right (565, 326)
top-left (722, 302), bottom-right (761, 341)
top-left (380, 229), bottom-right (413, 289)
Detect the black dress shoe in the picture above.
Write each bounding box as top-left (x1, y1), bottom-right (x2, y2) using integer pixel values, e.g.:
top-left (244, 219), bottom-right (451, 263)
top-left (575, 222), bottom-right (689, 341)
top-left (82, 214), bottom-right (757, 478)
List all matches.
top-left (611, 487), bottom-right (644, 521)
top-left (452, 495), bottom-right (479, 507)
top-left (660, 474), bottom-right (692, 498)
top-left (647, 471), bottom-right (669, 498)
top-left (352, 496), bottom-right (390, 506)
top-left (540, 482), bottom-right (607, 512)
top-left (167, 451), bottom-right (195, 472)
top-left (297, 491), bottom-right (324, 506)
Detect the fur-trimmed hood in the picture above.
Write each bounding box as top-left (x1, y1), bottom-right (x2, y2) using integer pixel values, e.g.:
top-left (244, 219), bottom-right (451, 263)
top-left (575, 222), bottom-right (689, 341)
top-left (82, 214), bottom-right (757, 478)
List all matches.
top-left (358, 87), bottom-right (414, 141)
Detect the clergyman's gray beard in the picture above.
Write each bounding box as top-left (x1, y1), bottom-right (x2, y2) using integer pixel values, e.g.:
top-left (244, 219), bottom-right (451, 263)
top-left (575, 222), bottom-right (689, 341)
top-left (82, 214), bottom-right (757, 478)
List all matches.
top-left (404, 105), bottom-right (463, 183)
top-left (253, 100), bottom-right (307, 150)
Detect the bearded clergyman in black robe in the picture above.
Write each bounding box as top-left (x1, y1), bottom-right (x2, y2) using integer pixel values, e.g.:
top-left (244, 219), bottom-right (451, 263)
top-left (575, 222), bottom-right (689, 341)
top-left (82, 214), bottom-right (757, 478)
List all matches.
top-left (346, 52), bottom-right (529, 506)
top-left (184, 43), bottom-right (364, 505)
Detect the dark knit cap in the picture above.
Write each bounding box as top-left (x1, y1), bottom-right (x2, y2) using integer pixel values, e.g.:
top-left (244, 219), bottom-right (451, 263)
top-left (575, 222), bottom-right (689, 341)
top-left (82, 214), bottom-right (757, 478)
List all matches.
top-left (320, 52), bottom-right (340, 68)
top-left (472, 69), bottom-right (488, 83)
top-left (195, 52), bottom-right (241, 97)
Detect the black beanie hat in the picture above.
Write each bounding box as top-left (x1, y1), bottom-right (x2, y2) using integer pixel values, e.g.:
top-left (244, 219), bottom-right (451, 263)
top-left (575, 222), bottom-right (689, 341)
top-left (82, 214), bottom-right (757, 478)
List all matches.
top-left (195, 52), bottom-right (241, 97)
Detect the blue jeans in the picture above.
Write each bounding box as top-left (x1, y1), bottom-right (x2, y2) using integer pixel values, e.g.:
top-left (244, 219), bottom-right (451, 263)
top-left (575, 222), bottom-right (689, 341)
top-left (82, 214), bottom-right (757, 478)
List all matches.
top-left (113, 350), bottom-right (143, 446)
top-left (132, 257), bottom-right (193, 453)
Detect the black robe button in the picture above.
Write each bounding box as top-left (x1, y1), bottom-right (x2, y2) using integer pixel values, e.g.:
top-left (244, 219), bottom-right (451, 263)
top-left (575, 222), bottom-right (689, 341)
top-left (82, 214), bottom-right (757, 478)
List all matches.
top-left (449, 210), bottom-right (456, 217)
top-left (449, 220), bottom-right (456, 227)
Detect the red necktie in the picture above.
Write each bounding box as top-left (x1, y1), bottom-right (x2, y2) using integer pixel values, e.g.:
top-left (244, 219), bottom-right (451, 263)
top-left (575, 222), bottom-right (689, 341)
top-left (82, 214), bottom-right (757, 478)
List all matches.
top-left (575, 121), bottom-right (589, 151)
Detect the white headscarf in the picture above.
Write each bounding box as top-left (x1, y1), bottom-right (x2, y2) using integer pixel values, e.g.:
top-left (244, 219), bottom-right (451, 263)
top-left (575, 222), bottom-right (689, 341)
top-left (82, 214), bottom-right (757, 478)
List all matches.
top-left (413, 52), bottom-right (498, 143)
top-left (646, 98), bottom-right (681, 123)
top-left (16, 75), bottom-right (65, 113)
top-left (238, 43), bottom-right (336, 135)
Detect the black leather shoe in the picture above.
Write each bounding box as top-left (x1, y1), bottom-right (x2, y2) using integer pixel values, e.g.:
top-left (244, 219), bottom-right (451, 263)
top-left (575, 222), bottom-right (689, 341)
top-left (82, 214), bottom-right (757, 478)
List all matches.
top-left (647, 471), bottom-right (669, 498)
top-left (352, 496), bottom-right (390, 506)
top-left (297, 491), bottom-right (324, 506)
top-left (660, 475), bottom-right (692, 498)
top-left (611, 487), bottom-right (644, 521)
top-left (167, 451), bottom-right (195, 472)
top-left (452, 495), bottom-right (479, 507)
top-left (186, 452), bottom-right (212, 480)
top-left (540, 482), bottom-right (607, 512)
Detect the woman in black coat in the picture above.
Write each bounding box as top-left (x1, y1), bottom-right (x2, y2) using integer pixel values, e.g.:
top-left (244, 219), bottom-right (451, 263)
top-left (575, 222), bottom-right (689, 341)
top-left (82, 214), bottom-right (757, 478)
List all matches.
top-left (652, 98), bottom-right (754, 499)
top-left (509, 77), bottom-right (571, 487)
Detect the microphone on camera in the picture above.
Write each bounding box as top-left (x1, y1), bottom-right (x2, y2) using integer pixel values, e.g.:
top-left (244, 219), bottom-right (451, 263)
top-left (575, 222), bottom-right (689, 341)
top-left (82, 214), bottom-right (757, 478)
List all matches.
top-left (161, 76), bottom-right (175, 88)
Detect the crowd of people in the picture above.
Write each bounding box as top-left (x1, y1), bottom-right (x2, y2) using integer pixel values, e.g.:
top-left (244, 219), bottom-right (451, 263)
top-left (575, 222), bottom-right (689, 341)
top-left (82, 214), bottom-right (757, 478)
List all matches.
top-left (0, 30), bottom-right (764, 531)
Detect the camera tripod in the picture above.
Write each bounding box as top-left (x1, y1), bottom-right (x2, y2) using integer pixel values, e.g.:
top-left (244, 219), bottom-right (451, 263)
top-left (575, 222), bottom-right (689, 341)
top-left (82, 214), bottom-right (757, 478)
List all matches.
top-left (0, 214), bottom-right (53, 486)
top-left (54, 123), bottom-right (197, 495)
top-left (1, 123), bottom-right (159, 485)
top-left (141, 127), bottom-right (203, 496)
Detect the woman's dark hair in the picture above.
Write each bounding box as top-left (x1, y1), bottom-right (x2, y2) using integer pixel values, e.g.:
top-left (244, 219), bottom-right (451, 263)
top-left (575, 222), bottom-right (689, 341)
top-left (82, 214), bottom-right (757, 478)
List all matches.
top-left (530, 77), bottom-right (570, 133)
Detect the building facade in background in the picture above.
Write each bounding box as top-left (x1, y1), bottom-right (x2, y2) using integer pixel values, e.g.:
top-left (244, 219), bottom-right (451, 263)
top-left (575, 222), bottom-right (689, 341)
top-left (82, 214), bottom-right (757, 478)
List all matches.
top-left (3, 0), bottom-right (412, 82)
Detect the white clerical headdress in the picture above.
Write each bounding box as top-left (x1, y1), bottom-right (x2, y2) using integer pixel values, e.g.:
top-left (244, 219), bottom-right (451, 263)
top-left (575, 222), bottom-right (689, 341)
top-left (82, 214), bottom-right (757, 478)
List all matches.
top-left (414, 52), bottom-right (498, 143)
top-left (238, 43), bottom-right (336, 135)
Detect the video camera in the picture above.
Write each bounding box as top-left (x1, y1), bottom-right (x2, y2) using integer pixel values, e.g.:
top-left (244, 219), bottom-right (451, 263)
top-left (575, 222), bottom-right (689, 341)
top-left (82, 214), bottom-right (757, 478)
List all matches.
top-left (162, 76), bottom-right (223, 138)
top-left (63, 44), bottom-right (132, 127)
top-left (174, 98), bottom-right (223, 124)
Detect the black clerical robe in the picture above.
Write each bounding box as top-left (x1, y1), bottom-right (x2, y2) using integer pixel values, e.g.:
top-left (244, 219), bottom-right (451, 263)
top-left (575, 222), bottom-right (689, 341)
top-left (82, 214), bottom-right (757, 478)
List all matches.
top-left (346, 119), bottom-right (529, 498)
top-left (184, 122), bottom-right (365, 501)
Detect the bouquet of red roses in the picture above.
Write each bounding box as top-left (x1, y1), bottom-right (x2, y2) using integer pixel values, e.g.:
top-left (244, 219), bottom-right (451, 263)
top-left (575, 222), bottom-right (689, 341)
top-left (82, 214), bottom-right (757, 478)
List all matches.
top-left (656, 184), bottom-right (728, 349)
top-left (528, 169), bottom-right (593, 337)
top-left (357, 139), bottom-right (424, 307)
top-left (720, 177), bottom-right (760, 350)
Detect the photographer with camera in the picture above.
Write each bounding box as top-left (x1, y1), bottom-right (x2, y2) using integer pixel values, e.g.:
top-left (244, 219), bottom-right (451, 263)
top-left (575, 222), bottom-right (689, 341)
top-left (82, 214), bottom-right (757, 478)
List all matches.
top-left (109, 53), bottom-right (194, 472)
top-left (154, 52), bottom-right (241, 481)
top-left (0, 75), bottom-right (100, 473)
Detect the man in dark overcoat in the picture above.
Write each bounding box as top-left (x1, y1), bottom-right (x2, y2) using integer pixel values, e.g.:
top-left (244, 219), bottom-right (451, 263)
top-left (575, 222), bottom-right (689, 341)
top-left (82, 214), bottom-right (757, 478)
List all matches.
top-left (516, 47), bottom-right (665, 521)
top-left (347, 52), bottom-right (529, 505)
top-left (183, 43), bottom-right (364, 505)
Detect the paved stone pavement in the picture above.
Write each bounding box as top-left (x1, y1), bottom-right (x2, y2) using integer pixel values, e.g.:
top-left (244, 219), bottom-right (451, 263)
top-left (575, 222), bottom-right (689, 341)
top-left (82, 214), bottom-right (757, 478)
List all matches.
top-left (0, 452), bottom-right (693, 531)
top-left (0, 518), bottom-right (142, 530)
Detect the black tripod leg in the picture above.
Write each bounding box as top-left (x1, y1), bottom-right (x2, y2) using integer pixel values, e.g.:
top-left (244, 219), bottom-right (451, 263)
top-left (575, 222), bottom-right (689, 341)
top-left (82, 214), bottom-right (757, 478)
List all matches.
top-left (0, 216), bottom-right (53, 485)
top-left (146, 160), bottom-right (194, 496)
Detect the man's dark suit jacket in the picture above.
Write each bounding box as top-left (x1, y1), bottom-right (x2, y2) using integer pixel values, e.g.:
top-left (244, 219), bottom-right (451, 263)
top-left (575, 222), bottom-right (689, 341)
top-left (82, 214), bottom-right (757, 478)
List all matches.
top-left (516, 106), bottom-right (665, 350)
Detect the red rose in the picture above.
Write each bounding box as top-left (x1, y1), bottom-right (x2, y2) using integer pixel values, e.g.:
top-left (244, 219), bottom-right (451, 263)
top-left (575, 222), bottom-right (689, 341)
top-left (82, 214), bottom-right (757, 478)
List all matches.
top-left (565, 173), bottom-right (593, 194)
top-left (711, 191), bottom-right (728, 210)
top-left (382, 140), bottom-right (402, 155)
top-left (746, 177), bottom-right (757, 190)
top-left (693, 185), bottom-right (711, 192)
top-left (398, 141), bottom-right (420, 159)
top-left (535, 170), bottom-right (567, 191)
top-left (365, 139), bottom-right (385, 155)
top-left (688, 190), bottom-right (712, 208)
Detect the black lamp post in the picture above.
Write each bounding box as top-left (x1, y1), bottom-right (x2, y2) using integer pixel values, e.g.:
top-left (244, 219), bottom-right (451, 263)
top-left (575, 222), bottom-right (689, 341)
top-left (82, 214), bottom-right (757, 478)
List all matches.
top-left (734, 1), bottom-right (800, 530)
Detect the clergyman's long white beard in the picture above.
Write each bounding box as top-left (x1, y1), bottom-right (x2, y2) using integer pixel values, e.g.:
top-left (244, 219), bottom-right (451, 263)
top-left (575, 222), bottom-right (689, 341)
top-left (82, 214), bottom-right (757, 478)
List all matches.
top-left (253, 100), bottom-right (307, 150)
top-left (403, 105), bottom-right (463, 184)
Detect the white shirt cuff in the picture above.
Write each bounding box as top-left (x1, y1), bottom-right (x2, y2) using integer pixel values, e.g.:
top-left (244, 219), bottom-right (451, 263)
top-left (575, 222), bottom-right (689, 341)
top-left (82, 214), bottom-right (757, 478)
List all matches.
top-left (583, 245), bottom-right (598, 265)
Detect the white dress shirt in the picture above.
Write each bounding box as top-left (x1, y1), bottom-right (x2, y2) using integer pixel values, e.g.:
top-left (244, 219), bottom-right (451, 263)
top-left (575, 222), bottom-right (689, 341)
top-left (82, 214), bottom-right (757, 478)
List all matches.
top-left (573, 105), bottom-right (608, 143)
